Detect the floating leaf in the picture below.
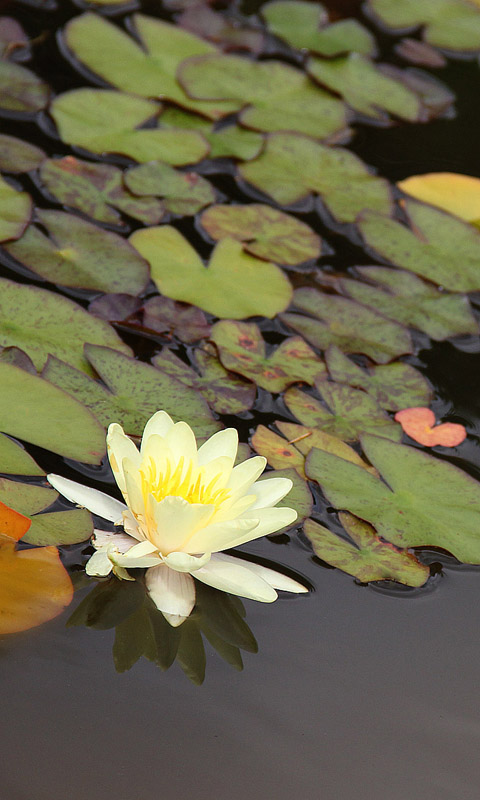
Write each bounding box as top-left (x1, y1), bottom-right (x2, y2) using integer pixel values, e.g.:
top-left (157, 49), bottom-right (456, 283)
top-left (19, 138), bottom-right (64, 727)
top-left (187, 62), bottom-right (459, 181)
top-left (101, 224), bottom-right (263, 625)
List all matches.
top-left (0, 134), bottom-right (45, 172)
top-left (358, 199), bottom-right (480, 291)
top-left (251, 425), bottom-right (307, 476)
top-left (238, 133), bottom-right (392, 221)
top-left (325, 345), bottom-right (432, 411)
top-left (281, 288), bottom-right (412, 364)
top-left (130, 226), bottom-right (292, 319)
top-left (142, 296), bottom-right (211, 344)
top-left (124, 161), bottom-right (215, 216)
top-left (89, 293), bottom-right (143, 323)
top-left (211, 320), bottom-right (326, 392)
top-left (0, 174), bottom-right (31, 242)
top-left (50, 89), bottom-right (208, 165)
top-left (394, 39), bottom-right (447, 68)
top-left (160, 108), bottom-right (263, 161)
top-left (340, 267), bottom-right (478, 340)
top-left (0, 500), bottom-right (30, 541)
top-left (259, 467), bottom-right (313, 526)
top-left (178, 53), bottom-right (348, 140)
top-left (179, 5), bottom-right (264, 54)
top-left (394, 407), bottom-right (467, 447)
top-left (0, 60), bottom-right (49, 113)
top-left (42, 344), bottom-right (220, 440)
top-left (305, 434), bottom-right (480, 564)
top-left (304, 513), bottom-right (429, 586)
top-left (0, 276), bottom-right (132, 371)
top-left (200, 204), bottom-right (321, 265)
top-left (398, 172), bottom-right (480, 225)
top-left (0, 16), bottom-right (29, 59)
top-left (5, 210), bottom-right (150, 294)
top-left (0, 433), bottom-right (44, 476)
top-left (152, 346), bottom-right (256, 415)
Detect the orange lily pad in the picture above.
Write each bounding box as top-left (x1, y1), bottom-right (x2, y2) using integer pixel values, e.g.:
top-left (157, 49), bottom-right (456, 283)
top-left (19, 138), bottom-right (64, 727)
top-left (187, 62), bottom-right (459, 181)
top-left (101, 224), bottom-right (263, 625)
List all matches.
top-left (394, 407), bottom-right (467, 447)
top-left (0, 499), bottom-right (31, 541)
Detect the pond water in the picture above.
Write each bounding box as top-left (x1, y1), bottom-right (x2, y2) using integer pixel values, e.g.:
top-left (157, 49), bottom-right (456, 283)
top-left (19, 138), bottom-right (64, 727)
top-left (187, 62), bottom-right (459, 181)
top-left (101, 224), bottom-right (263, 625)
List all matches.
top-left (1, 1), bottom-right (480, 798)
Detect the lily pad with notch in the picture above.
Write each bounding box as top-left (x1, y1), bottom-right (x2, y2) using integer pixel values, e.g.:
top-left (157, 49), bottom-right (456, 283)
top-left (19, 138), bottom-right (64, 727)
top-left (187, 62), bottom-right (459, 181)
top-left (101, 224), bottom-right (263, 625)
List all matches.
top-left (124, 161), bottom-right (215, 216)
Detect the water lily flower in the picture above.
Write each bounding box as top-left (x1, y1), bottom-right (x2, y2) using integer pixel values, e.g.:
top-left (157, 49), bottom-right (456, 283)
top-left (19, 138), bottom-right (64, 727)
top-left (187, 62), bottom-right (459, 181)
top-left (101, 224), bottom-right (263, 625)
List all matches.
top-left (48, 411), bottom-right (306, 626)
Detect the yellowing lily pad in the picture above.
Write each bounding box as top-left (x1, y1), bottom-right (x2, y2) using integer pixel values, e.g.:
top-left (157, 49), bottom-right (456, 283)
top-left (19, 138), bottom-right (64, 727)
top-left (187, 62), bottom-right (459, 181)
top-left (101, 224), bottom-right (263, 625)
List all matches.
top-left (0, 174), bottom-right (31, 242)
top-left (0, 134), bottom-right (45, 172)
top-left (397, 172), bottom-right (480, 225)
top-left (129, 226), bottom-right (292, 319)
top-left (124, 161), bottom-right (216, 216)
top-left (0, 60), bottom-right (49, 113)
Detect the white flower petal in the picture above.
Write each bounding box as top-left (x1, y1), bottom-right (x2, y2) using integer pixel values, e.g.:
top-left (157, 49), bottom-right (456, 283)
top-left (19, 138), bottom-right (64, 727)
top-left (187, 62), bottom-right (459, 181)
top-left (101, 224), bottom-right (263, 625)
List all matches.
top-left (194, 557), bottom-right (278, 602)
top-left (85, 548), bottom-right (114, 577)
top-left (212, 553), bottom-right (308, 593)
top-left (164, 421), bottom-right (198, 466)
top-left (141, 411), bottom-right (174, 452)
top-left (197, 428), bottom-right (238, 466)
top-left (121, 509), bottom-right (145, 541)
top-left (106, 423), bottom-right (141, 495)
top-left (161, 611), bottom-right (188, 627)
top-left (248, 477), bottom-right (294, 510)
top-left (163, 551), bottom-right (211, 572)
top-left (145, 564), bottom-right (196, 617)
top-left (47, 474), bottom-right (126, 523)
top-left (226, 456), bottom-right (267, 496)
top-left (149, 495), bottom-right (215, 553)
top-left (122, 458), bottom-right (146, 517)
top-left (183, 517), bottom-right (259, 554)
top-left (92, 528), bottom-right (137, 553)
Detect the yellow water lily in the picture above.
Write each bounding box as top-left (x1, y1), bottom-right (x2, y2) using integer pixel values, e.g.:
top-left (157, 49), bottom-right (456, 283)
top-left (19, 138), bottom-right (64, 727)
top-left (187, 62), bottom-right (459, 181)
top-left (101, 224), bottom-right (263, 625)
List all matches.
top-left (48, 411), bottom-right (305, 626)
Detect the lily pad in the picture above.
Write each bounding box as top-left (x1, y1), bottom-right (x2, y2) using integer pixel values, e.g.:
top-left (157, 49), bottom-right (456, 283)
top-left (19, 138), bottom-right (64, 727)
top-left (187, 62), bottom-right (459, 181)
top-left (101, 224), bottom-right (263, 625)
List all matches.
top-left (179, 5), bottom-right (264, 54)
top-left (142, 296), bottom-right (211, 344)
top-left (0, 60), bottom-right (49, 113)
top-left (130, 226), bottom-right (292, 320)
top-left (42, 344), bottom-right (220, 440)
top-left (325, 345), bottom-right (432, 411)
top-left (250, 425), bottom-right (307, 476)
top-left (50, 89), bottom-right (209, 165)
top-left (397, 172), bottom-right (480, 225)
top-left (63, 12), bottom-right (238, 119)
top-left (394, 407), bottom-right (467, 447)
top-left (0, 276), bottom-right (132, 372)
top-left (0, 134), bottom-right (45, 172)
top-left (238, 133), bottom-right (392, 222)
top-left (89, 294), bottom-right (142, 324)
top-left (0, 17), bottom-right (29, 60)
top-left (304, 513), bottom-right (429, 586)
top-left (200, 204), bottom-right (321, 266)
top-left (211, 320), bottom-right (326, 392)
top-left (160, 108), bottom-right (264, 161)
top-left (39, 157), bottom-right (164, 225)
top-left (305, 434), bottom-right (480, 564)
top-left (358, 199), bottom-right (480, 291)
top-left (281, 287), bottom-right (412, 364)
top-left (4, 210), bottom-right (150, 294)
top-left (0, 174), bottom-right (31, 242)
top-left (124, 161), bottom-right (215, 216)
top-left (259, 467), bottom-right (312, 526)
top-left (152, 346), bottom-right (256, 415)
top-left (0, 433), bottom-right (44, 476)
top-left (340, 267), bottom-right (478, 340)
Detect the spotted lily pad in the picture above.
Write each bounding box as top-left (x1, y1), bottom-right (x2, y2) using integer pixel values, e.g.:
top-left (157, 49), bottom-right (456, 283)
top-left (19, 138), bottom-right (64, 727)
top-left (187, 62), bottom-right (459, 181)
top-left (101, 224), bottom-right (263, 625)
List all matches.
top-left (211, 320), bottom-right (326, 392)
top-left (50, 89), bottom-right (209, 165)
top-left (160, 108), bottom-right (264, 161)
top-left (178, 53), bottom-right (348, 140)
top-left (130, 226), bottom-right (292, 319)
top-left (0, 433), bottom-right (44, 476)
top-left (5, 210), bottom-right (150, 294)
top-left (42, 344), bottom-right (220, 440)
top-left (0, 174), bottom-right (31, 242)
top-left (358, 199), bottom-right (480, 291)
top-left (0, 135), bottom-right (45, 172)
top-left (200, 204), bottom-right (321, 266)
top-left (124, 161), bottom-right (215, 216)
top-left (142, 297), bottom-right (211, 344)
top-left (340, 267), bottom-right (478, 340)
top-left (152, 346), bottom-right (256, 414)
top-left (251, 425), bottom-right (305, 475)
top-left (39, 157), bottom-right (164, 225)
top-left (306, 434), bottom-right (480, 564)
top-left (281, 288), bottom-right (412, 364)
top-left (325, 346), bottom-right (432, 411)
top-left (304, 513), bottom-right (429, 586)
top-left (0, 60), bottom-right (49, 113)
top-left (239, 133), bottom-right (392, 222)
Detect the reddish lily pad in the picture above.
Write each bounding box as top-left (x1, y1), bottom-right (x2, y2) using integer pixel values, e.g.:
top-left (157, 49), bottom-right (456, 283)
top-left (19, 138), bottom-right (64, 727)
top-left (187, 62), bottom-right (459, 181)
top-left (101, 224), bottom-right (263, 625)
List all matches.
top-left (142, 296), bottom-right (211, 344)
top-left (394, 407), bottom-right (467, 447)
top-left (179, 5), bottom-right (264, 53)
top-left (0, 17), bottom-right (29, 60)
top-left (0, 174), bottom-right (31, 242)
top-left (0, 500), bottom-right (30, 541)
top-left (89, 294), bottom-right (143, 324)
top-left (0, 60), bottom-right (49, 113)
top-left (124, 161), bottom-right (216, 216)
top-left (0, 135), bottom-right (45, 172)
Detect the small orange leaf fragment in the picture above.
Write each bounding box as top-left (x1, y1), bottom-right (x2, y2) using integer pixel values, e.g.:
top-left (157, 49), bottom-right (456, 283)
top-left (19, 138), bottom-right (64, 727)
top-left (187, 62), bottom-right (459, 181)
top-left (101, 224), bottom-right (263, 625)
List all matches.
top-left (394, 407), bottom-right (467, 447)
top-left (0, 499), bottom-right (31, 541)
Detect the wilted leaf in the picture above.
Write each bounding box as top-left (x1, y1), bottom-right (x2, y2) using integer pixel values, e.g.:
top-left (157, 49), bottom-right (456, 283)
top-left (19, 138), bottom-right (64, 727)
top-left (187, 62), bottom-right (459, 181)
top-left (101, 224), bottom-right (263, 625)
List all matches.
top-left (0, 60), bottom-right (49, 113)
top-left (142, 296), bottom-right (211, 344)
top-left (394, 407), bottom-right (467, 447)
top-left (124, 161), bottom-right (215, 216)
top-left (398, 172), bottom-right (480, 225)
top-left (160, 107), bottom-right (264, 161)
top-left (0, 134), bottom-right (45, 172)
top-left (0, 174), bottom-right (31, 242)
top-left (0, 433), bottom-right (44, 476)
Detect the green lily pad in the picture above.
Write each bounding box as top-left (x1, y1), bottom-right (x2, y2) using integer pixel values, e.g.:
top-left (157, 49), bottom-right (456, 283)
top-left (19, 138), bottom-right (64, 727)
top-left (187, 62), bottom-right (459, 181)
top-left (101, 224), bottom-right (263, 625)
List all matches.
top-left (39, 157), bottom-right (164, 225)
top-left (0, 433), bottom-right (44, 476)
top-left (262, 1), bottom-right (376, 56)
top-left (259, 467), bottom-right (313, 526)
top-left (50, 89), bottom-right (209, 165)
top-left (251, 425), bottom-right (307, 476)
top-left (0, 60), bottom-right (49, 113)
top-left (281, 288), bottom-right (412, 364)
top-left (211, 320), bottom-right (326, 392)
top-left (0, 276), bottom-right (132, 372)
top-left (4, 210), bottom-right (150, 294)
top-left (238, 133), bottom-right (392, 222)
top-left (178, 53), bottom-right (348, 140)
top-left (340, 267), bottom-right (478, 340)
top-left (160, 108), bottom-right (264, 161)
top-left (142, 296), bottom-right (211, 344)
top-left (63, 12), bottom-right (238, 119)
top-left (0, 135), bottom-right (45, 173)
top-left (304, 513), bottom-right (429, 586)
top-left (358, 200), bottom-right (480, 291)
top-left (124, 161), bottom-right (215, 216)
top-left (306, 434), bottom-right (480, 564)
top-left (325, 345), bottom-right (432, 411)
top-left (152, 346), bottom-right (256, 415)
top-left (0, 174), bottom-right (31, 242)
top-left (200, 204), bottom-right (321, 266)
top-left (284, 382), bottom-right (401, 442)
top-left (42, 344), bottom-right (220, 440)
top-left (0, 362), bottom-right (106, 463)
top-left (130, 226), bottom-right (292, 320)
top-left (366, 0), bottom-right (480, 53)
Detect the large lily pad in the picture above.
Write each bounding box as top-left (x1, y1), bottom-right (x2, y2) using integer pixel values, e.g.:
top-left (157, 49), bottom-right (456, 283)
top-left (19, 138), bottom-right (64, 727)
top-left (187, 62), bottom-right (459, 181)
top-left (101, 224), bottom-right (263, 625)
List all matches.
top-left (211, 320), bottom-right (326, 392)
top-left (238, 133), bottom-right (392, 222)
top-left (281, 288), bottom-right (412, 364)
top-left (0, 134), bottom-right (45, 172)
top-left (42, 344), bottom-right (220, 439)
top-left (178, 53), bottom-right (348, 141)
top-left (142, 297), bottom-right (211, 344)
top-left (0, 60), bottom-right (49, 113)
top-left (340, 267), bottom-right (478, 340)
top-left (4, 210), bottom-right (150, 294)
top-left (304, 513), bottom-right (429, 586)
top-left (358, 199), bottom-right (480, 291)
top-left (130, 226), bottom-right (292, 319)
top-left (124, 161), bottom-right (215, 216)
top-left (0, 433), bottom-right (44, 476)
top-left (50, 89), bottom-right (209, 165)
top-left (0, 174), bottom-right (31, 242)
top-left (160, 108), bottom-right (264, 161)
top-left (306, 434), bottom-right (480, 564)
top-left (200, 204), bottom-right (321, 266)
top-left (0, 276), bottom-right (132, 372)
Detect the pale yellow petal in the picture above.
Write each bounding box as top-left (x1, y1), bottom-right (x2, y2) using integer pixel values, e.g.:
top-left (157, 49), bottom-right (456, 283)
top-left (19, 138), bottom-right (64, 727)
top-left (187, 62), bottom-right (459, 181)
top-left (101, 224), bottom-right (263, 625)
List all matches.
top-left (106, 423), bottom-right (141, 495)
top-left (145, 564), bottom-right (196, 618)
top-left (183, 517), bottom-right (259, 554)
top-left (149, 495), bottom-right (215, 553)
top-left (212, 553), bottom-right (308, 593)
top-left (248, 477), bottom-right (293, 510)
top-left (164, 421), bottom-right (198, 466)
top-left (226, 456), bottom-right (267, 497)
top-left (85, 548), bottom-right (113, 577)
top-left (197, 428), bottom-right (238, 465)
top-left (140, 410), bottom-right (175, 453)
top-left (122, 457), bottom-right (146, 518)
top-left (47, 474), bottom-right (126, 523)
top-left (163, 551), bottom-right (211, 572)
top-left (194, 558), bottom-right (277, 602)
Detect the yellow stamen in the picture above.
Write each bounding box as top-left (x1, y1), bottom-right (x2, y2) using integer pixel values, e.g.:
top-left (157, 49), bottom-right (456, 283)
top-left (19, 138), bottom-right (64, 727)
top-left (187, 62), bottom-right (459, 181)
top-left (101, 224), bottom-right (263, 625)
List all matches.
top-left (140, 456), bottom-right (231, 508)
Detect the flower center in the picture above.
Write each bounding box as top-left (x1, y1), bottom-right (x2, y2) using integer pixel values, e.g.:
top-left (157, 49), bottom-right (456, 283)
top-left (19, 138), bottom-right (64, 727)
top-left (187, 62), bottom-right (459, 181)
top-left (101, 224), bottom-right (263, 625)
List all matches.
top-left (140, 456), bottom-right (231, 508)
